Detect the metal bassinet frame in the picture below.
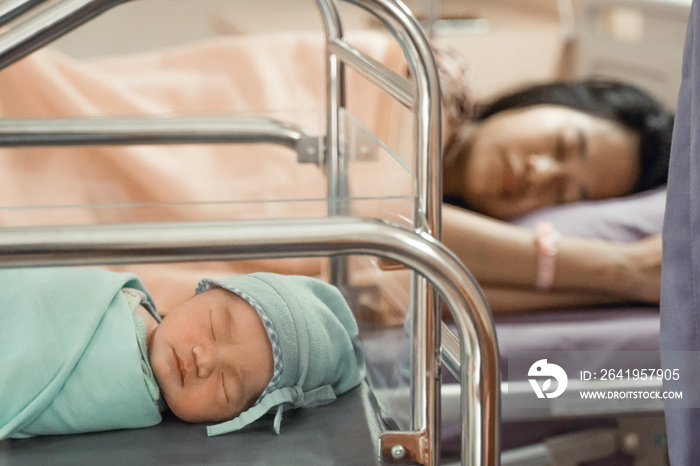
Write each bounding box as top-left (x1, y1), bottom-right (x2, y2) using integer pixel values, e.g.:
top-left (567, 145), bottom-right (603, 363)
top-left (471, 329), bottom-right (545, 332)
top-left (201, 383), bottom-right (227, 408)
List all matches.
top-left (0, 0), bottom-right (499, 464)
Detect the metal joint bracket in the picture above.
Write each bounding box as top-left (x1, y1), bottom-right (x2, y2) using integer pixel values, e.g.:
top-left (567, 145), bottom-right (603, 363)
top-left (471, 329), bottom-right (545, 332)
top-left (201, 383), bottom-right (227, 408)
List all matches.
top-left (296, 134), bottom-right (324, 164)
top-left (380, 430), bottom-right (429, 465)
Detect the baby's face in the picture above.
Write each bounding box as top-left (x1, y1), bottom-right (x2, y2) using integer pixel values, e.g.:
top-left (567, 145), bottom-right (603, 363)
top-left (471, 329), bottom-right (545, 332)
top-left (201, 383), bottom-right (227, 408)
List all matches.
top-left (149, 287), bottom-right (274, 423)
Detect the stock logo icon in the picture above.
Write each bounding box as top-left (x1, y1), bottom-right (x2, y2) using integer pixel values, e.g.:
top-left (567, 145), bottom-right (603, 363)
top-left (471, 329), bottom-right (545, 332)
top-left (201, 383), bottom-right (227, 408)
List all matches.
top-left (528, 359), bottom-right (568, 399)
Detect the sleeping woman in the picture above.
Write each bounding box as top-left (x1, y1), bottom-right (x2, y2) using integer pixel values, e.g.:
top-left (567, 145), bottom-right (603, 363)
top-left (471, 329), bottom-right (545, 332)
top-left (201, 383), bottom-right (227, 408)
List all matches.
top-left (0, 33), bottom-right (672, 315)
top-left (438, 77), bottom-right (672, 313)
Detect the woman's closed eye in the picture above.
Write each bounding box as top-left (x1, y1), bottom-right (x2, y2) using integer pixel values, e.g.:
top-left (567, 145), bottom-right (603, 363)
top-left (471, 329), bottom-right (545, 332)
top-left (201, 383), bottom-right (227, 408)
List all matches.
top-left (555, 126), bottom-right (586, 162)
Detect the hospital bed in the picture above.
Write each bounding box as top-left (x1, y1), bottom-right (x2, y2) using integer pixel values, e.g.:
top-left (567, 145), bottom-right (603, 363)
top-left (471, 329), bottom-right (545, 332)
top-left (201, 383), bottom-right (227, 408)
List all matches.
top-left (502, 2), bottom-right (685, 464)
top-left (0, 0), bottom-right (497, 465)
top-left (435, 0), bottom-right (685, 464)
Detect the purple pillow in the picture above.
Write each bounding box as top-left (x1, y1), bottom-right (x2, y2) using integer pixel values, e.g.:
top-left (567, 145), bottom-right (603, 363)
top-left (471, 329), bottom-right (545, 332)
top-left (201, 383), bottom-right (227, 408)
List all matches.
top-left (511, 186), bottom-right (666, 242)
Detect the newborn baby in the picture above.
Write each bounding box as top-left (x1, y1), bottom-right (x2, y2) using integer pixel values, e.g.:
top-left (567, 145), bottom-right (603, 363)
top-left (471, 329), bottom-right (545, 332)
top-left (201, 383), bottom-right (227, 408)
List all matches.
top-left (1, 268), bottom-right (365, 439)
top-left (146, 273), bottom-right (367, 435)
top-left (143, 284), bottom-right (275, 425)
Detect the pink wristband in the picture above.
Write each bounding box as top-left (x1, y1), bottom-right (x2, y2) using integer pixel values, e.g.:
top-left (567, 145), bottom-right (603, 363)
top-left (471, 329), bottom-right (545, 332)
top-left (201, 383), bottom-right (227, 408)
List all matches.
top-left (535, 221), bottom-right (559, 290)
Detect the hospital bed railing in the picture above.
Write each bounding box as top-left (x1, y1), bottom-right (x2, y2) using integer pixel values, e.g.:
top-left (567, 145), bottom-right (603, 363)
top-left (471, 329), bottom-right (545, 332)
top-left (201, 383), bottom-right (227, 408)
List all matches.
top-left (0, 0), bottom-right (499, 465)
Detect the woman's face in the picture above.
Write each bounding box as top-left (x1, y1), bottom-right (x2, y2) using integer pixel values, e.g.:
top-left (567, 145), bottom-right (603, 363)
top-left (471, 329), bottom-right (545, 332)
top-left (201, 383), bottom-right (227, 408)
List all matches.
top-left (457, 105), bottom-right (641, 220)
top-left (149, 288), bottom-right (273, 423)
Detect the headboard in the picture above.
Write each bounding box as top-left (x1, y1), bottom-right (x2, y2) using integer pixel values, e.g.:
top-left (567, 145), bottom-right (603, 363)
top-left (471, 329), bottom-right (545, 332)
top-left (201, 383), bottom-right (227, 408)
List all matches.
top-left (575, 0), bottom-right (690, 110)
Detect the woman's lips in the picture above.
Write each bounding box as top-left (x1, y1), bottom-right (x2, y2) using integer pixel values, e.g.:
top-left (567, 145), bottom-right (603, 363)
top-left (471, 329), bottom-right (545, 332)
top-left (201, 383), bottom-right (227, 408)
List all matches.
top-left (172, 348), bottom-right (185, 386)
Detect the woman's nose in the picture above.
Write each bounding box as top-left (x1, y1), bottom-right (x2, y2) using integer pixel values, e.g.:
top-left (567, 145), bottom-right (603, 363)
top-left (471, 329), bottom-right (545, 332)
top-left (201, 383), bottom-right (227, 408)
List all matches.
top-left (192, 345), bottom-right (217, 378)
top-left (526, 153), bottom-right (564, 189)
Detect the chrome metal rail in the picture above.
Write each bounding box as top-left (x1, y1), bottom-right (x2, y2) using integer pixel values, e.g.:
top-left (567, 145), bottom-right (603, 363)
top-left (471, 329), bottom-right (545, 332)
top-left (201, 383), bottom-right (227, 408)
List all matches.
top-left (0, 217), bottom-right (498, 466)
top-left (0, 0), bottom-right (129, 69)
top-left (0, 116), bottom-right (322, 163)
top-left (314, 2), bottom-right (497, 466)
top-left (0, 0), bottom-right (47, 26)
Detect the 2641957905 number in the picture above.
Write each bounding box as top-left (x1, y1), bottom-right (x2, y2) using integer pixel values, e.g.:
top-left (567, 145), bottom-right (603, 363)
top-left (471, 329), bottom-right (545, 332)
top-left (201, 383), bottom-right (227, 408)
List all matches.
top-left (599, 368), bottom-right (680, 381)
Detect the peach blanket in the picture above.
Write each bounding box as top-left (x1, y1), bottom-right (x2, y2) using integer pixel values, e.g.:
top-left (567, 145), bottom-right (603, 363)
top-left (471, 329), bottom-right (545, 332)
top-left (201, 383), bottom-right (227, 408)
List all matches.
top-left (0, 31), bottom-right (410, 324)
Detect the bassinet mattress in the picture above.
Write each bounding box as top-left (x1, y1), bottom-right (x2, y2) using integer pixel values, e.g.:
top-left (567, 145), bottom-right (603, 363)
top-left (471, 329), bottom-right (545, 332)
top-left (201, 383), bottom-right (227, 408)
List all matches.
top-left (0, 382), bottom-right (385, 466)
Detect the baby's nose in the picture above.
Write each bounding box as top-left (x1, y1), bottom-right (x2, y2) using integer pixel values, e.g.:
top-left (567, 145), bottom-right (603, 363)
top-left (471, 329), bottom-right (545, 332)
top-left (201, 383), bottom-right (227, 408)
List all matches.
top-left (192, 345), bottom-right (215, 378)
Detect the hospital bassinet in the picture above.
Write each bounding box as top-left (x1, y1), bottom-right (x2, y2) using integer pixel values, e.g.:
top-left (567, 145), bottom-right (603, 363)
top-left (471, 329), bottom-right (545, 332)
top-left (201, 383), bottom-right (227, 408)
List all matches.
top-left (0, 0), bottom-right (497, 465)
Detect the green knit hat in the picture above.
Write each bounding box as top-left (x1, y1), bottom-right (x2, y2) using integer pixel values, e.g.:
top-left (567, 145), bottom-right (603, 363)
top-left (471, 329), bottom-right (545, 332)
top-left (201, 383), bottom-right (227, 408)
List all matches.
top-left (195, 273), bottom-right (366, 436)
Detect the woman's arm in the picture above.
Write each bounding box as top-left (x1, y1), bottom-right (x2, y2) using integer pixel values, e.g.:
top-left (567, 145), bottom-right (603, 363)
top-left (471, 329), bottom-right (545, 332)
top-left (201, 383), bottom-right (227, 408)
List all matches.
top-left (480, 286), bottom-right (620, 314)
top-left (441, 204), bottom-right (661, 305)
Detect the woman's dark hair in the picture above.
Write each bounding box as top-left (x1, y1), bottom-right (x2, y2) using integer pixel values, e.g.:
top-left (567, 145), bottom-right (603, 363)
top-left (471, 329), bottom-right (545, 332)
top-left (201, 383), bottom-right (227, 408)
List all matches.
top-left (473, 79), bottom-right (674, 193)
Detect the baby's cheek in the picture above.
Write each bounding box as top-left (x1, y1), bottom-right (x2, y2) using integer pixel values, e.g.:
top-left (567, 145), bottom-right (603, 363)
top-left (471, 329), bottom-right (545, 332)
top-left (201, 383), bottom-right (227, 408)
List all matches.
top-left (175, 379), bottom-right (233, 423)
top-left (164, 388), bottom-right (208, 423)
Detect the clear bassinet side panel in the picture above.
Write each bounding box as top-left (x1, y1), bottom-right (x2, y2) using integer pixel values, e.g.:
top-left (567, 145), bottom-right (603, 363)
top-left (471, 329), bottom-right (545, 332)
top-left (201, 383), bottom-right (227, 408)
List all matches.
top-left (0, 109), bottom-right (414, 227)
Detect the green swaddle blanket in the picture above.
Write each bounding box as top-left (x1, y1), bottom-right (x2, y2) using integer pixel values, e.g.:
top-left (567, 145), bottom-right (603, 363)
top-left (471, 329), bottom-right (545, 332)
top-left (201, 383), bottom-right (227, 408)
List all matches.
top-left (0, 267), bottom-right (162, 439)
